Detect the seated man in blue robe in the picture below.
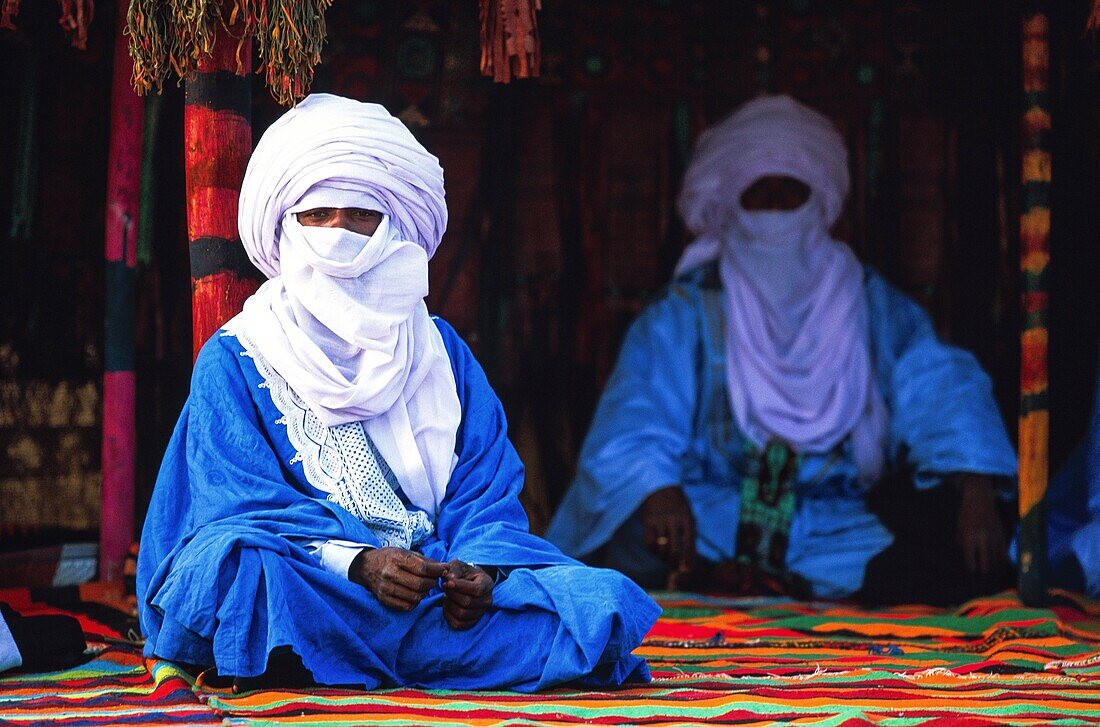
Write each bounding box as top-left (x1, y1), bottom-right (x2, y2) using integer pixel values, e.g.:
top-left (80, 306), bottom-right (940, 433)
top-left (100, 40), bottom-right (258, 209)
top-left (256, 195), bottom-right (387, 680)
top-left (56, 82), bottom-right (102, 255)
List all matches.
top-left (547, 95), bottom-right (1018, 605)
top-left (1024, 345), bottom-right (1100, 596)
top-left (137, 94), bottom-right (659, 692)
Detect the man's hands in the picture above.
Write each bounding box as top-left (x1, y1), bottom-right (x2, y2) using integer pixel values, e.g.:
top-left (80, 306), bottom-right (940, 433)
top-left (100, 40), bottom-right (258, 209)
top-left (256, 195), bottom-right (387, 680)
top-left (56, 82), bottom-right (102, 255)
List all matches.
top-left (641, 485), bottom-right (696, 575)
top-left (350, 547), bottom-right (446, 611)
top-left (349, 548), bottom-right (494, 630)
top-left (954, 474), bottom-right (1009, 576)
top-left (441, 560), bottom-right (494, 631)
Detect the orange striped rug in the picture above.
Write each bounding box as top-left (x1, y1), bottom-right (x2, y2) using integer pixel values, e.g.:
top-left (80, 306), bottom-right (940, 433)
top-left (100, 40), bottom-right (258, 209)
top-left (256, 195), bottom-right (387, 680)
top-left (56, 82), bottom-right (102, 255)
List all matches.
top-left (1, 589), bottom-right (1098, 726)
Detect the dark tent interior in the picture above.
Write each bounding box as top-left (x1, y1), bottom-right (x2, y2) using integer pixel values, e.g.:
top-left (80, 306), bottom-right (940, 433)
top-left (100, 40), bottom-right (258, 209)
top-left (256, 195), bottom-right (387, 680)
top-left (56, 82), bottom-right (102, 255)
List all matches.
top-left (2, 0), bottom-right (1097, 542)
top-left (1, 2), bottom-right (1100, 724)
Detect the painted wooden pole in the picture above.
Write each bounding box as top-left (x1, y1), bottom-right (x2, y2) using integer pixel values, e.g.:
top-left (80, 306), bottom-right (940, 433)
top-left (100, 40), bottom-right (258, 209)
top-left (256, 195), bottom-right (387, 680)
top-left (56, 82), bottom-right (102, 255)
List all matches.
top-left (185, 23), bottom-right (258, 359)
top-left (101, 0), bottom-right (144, 583)
top-left (1018, 6), bottom-right (1051, 605)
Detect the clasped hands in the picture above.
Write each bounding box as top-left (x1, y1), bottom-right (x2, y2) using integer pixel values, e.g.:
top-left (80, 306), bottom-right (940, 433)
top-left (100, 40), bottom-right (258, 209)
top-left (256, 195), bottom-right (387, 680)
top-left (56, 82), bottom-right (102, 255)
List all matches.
top-left (349, 547), bottom-right (493, 630)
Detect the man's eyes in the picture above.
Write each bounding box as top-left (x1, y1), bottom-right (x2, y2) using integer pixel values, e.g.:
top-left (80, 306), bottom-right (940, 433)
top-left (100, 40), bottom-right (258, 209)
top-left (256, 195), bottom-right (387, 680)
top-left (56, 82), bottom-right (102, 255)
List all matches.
top-left (299, 208), bottom-right (380, 221)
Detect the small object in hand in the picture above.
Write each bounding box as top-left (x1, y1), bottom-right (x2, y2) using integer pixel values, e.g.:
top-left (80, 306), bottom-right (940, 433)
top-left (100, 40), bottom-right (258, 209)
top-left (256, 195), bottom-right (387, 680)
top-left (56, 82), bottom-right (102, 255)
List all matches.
top-left (640, 485), bottom-right (697, 571)
top-left (350, 547), bottom-right (447, 612)
top-left (441, 560), bottom-right (495, 630)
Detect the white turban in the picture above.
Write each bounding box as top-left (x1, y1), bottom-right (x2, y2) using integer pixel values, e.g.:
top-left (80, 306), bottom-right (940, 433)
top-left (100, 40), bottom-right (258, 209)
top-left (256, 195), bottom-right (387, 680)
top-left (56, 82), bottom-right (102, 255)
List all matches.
top-left (677, 94), bottom-right (849, 236)
top-left (239, 93), bottom-right (448, 277)
top-left (225, 94), bottom-right (460, 519)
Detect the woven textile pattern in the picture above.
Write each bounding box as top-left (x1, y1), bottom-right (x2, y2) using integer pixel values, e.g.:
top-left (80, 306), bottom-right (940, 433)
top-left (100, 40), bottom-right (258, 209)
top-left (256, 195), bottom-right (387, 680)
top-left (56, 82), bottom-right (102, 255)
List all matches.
top-left (1, 589), bottom-right (1098, 725)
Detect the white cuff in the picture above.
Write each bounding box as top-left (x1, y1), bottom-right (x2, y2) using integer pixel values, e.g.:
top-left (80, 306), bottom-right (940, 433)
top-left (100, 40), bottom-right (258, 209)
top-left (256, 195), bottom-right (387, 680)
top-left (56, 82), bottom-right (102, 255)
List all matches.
top-left (306, 539), bottom-right (373, 579)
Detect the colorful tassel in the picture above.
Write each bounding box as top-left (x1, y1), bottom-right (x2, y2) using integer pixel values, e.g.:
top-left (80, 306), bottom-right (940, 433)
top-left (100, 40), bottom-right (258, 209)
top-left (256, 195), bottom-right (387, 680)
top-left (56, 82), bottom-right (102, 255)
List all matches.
top-left (127, 0), bottom-right (332, 106)
top-left (479, 0), bottom-right (541, 83)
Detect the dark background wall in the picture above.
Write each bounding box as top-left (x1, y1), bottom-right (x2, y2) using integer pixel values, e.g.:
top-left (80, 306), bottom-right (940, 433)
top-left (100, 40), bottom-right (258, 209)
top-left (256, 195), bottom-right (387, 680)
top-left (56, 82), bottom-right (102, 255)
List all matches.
top-left (0, 0), bottom-right (1097, 538)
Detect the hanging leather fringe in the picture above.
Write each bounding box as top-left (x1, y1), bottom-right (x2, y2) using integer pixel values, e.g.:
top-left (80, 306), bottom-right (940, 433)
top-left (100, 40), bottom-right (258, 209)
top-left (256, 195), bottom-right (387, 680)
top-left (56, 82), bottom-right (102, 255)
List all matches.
top-left (127, 0), bottom-right (332, 106)
top-left (58, 0), bottom-right (94, 50)
top-left (2, 0), bottom-right (92, 49)
top-left (479, 0), bottom-right (541, 83)
top-left (1, 0), bottom-right (19, 30)
top-left (1089, 0), bottom-right (1100, 31)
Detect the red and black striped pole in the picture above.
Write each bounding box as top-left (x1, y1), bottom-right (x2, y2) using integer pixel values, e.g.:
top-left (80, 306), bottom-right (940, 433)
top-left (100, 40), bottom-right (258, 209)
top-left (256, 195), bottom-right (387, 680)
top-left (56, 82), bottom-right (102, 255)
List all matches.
top-left (184, 23), bottom-right (260, 359)
top-left (101, 0), bottom-right (144, 582)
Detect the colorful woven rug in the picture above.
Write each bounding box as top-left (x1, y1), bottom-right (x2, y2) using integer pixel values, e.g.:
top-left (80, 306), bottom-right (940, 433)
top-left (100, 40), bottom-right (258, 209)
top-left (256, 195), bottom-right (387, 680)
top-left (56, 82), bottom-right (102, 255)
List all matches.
top-left (1, 589), bottom-right (1098, 726)
top-left (0, 585), bottom-right (222, 725)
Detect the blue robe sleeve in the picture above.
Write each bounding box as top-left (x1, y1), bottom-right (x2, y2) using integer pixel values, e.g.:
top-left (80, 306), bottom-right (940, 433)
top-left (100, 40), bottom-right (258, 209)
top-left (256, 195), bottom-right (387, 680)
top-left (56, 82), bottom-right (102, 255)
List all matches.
top-left (865, 272), bottom-right (1017, 490)
top-left (1044, 347), bottom-right (1100, 596)
top-left (1074, 359), bottom-right (1100, 594)
top-left (545, 287), bottom-right (703, 557)
top-left (1086, 349), bottom-right (1100, 515)
top-left (428, 319), bottom-right (582, 569)
top-left (146, 336), bottom-right (377, 545)
top-left (137, 336), bottom-right (382, 669)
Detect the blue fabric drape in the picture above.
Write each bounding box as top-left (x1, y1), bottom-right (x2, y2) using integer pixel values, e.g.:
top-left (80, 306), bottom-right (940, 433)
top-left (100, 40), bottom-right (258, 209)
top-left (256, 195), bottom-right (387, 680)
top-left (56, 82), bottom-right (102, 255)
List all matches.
top-left (137, 319), bottom-right (658, 691)
top-left (1039, 346), bottom-right (1100, 596)
top-left (547, 264), bottom-right (1017, 599)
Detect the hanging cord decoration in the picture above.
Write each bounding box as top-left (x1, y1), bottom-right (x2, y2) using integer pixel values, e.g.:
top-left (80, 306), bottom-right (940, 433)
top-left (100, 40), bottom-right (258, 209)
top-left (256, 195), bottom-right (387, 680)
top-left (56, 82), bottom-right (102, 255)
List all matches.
top-left (479, 0), bottom-right (541, 83)
top-left (1089, 0), bottom-right (1100, 30)
top-left (1, 0), bottom-right (18, 30)
top-left (127, 0), bottom-right (332, 106)
top-left (1, 0), bottom-right (95, 49)
top-left (58, 0), bottom-right (94, 49)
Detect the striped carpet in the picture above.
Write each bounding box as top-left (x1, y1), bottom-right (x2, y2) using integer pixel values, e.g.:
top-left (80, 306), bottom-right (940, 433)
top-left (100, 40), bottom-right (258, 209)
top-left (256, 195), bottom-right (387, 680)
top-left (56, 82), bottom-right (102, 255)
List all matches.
top-left (0, 585), bottom-right (222, 726)
top-left (1, 589), bottom-right (1098, 726)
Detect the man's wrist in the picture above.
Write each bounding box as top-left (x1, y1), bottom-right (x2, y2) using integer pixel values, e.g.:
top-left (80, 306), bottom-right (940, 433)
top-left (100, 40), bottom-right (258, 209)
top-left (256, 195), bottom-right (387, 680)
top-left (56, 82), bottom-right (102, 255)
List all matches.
top-left (468, 563), bottom-right (506, 584)
top-left (349, 548), bottom-right (374, 582)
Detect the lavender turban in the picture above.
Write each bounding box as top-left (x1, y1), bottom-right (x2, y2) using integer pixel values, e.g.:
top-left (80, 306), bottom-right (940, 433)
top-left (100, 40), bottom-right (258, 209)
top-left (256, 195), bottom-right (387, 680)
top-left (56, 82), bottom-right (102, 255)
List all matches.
top-left (676, 95), bottom-right (849, 235)
top-left (239, 93), bottom-right (448, 279)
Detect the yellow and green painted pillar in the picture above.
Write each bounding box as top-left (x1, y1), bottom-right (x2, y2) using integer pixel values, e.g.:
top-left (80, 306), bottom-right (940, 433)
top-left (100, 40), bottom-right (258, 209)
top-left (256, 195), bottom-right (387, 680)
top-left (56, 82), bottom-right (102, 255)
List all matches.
top-left (1018, 5), bottom-right (1051, 606)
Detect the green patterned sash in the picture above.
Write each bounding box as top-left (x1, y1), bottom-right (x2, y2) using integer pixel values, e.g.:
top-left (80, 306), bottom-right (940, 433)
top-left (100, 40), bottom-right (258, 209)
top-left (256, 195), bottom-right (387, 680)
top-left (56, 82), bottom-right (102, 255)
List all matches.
top-left (735, 439), bottom-right (799, 576)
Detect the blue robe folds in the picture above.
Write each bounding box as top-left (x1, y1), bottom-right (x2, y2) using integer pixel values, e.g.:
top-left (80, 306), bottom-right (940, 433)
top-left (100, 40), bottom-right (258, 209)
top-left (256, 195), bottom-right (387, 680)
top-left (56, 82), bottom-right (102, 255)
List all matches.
top-left (137, 319), bottom-right (658, 691)
top-left (547, 265), bottom-right (1018, 599)
top-left (1033, 347), bottom-right (1100, 596)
